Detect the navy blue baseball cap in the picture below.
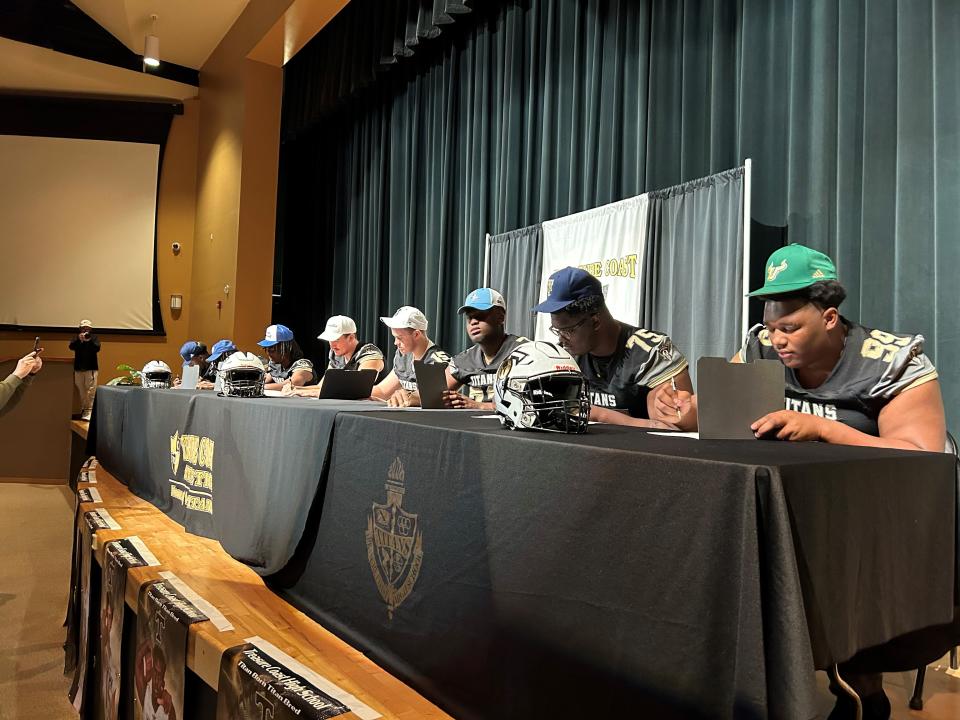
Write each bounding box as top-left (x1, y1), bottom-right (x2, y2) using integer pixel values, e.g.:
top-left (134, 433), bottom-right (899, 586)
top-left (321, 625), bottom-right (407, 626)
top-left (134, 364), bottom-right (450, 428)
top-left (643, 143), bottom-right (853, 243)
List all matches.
top-left (531, 267), bottom-right (603, 313)
top-left (207, 339), bottom-right (237, 363)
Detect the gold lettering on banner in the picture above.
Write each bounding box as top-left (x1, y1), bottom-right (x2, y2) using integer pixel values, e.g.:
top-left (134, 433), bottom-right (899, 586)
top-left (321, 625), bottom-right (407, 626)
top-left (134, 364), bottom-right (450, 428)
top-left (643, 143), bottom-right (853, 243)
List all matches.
top-left (571, 254), bottom-right (639, 280)
top-left (365, 457), bottom-right (423, 620)
top-left (179, 434), bottom-right (200, 465)
top-left (198, 437), bottom-right (215, 470)
top-left (168, 430), bottom-right (216, 515)
top-left (170, 431), bottom-right (181, 475)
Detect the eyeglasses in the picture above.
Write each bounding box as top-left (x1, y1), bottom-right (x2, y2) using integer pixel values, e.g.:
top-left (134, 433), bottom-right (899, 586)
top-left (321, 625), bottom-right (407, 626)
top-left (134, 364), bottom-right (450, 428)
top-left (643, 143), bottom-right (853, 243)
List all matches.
top-left (548, 317), bottom-right (589, 338)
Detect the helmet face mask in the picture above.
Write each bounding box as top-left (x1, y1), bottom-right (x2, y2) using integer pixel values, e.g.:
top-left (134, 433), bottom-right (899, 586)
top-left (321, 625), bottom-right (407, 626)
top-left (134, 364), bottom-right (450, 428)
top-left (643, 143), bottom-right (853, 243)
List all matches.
top-left (494, 341), bottom-right (590, 434)
top-left (141, 361), bottom-right (172, 389)
top-left (219, 352), bottom-right (266, 398)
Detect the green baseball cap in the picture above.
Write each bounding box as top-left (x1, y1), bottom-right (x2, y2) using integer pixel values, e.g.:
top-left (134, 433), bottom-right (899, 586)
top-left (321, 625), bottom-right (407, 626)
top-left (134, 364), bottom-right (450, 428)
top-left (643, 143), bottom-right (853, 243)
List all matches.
top-left (748, 243), bottom-right (838, 297)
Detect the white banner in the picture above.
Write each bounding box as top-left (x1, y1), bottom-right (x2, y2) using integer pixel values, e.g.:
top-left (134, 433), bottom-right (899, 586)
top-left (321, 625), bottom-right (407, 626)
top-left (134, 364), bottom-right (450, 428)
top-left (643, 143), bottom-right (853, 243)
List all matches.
top-left (535, 194), bottom-right (648, 340)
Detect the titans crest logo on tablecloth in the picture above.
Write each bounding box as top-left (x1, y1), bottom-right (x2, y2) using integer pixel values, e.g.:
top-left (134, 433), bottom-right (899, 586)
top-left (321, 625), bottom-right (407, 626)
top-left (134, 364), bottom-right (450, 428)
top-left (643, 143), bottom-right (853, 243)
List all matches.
top-left (365, 457), bottom-right (423, 620)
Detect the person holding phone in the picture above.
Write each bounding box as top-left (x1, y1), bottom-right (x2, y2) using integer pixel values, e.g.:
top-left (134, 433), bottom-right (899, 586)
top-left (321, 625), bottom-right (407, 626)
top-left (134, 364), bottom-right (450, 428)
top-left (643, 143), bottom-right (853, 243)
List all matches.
top-left (69, 319), bottom-right (100, 421)
top-left (0, 346), bottom-right (43, 417)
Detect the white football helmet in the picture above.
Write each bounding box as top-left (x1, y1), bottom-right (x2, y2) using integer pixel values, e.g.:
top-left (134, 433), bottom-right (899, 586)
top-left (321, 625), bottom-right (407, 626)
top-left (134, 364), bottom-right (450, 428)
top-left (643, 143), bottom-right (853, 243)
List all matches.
top-left (218, 352), bottom-right (266, 398)
top-left (140, 360), bottom-right (172, 389)
top-left (493, 341), bottom-right (590, 433)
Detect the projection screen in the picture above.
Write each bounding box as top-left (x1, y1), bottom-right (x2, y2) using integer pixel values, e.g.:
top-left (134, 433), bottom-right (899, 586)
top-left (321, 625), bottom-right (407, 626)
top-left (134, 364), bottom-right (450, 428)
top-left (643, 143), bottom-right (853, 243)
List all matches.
top-left (0, 134), bottom-right (160, 331)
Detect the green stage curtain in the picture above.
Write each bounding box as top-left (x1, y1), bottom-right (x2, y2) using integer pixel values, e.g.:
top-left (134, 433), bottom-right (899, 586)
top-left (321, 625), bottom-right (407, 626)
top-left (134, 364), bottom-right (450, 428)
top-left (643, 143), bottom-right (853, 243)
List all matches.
top-left (277, 0), bottom-right (960, 425)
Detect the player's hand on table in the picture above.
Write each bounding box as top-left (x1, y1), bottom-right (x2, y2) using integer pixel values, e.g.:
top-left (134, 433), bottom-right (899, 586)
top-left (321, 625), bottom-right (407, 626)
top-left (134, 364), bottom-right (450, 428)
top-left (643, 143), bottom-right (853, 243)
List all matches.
top-left (387, 389), bottom-right (412, 407)
top-left (280, 381), bottom-right (296, 396)
top-left (196, 379), bottom-right (214, 390)
top-left (751, 410), bottom-right (825, 441)
top-left (652, 384), bottom-right (694, 424)
top-left (442, 390), bottom-right (479, 409)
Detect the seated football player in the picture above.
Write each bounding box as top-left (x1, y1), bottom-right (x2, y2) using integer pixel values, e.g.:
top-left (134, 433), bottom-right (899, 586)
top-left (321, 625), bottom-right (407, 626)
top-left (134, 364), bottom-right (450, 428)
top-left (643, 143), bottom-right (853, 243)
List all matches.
top-left (442, 288), bottom-right (525, 410)
top-left (197, 339), bottom-right (237, 389)
top-left (532, 266), bottom-right (695, 429)
top-left (658, 244), bottom-right (945, 452)
top-left (257, 324), bottom-right (317, 391)
top-left (370, 306), bottom-right (449, 407)
top-left (173, 340), bottom-right (208, 388)
top-left (287, 316), bottom-right (384, 397)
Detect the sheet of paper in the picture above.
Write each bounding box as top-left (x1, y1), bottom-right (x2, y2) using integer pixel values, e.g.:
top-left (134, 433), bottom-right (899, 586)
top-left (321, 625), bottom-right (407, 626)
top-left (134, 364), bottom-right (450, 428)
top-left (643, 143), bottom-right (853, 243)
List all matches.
top-left (648, 431), bottom-right (700, 439)
top-left (180, 364), bottom-right (200, 389)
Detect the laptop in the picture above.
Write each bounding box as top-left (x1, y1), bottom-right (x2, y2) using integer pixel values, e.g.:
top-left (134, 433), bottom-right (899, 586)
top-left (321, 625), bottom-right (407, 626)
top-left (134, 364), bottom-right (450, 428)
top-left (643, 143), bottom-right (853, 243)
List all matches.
top-left (696, 357), bottom-right (784, 440)
top-left (317, 368), bottom-right (378, 400)
top-left (413, 361), bottom-right (449, 409)
top-left (180, 364), bottom-right (200, 390)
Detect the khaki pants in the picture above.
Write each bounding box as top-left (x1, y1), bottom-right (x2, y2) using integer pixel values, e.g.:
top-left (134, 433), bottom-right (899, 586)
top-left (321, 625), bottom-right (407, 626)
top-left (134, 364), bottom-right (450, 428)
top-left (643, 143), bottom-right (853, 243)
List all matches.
top-left (75, 370), bottom-right (97, 418)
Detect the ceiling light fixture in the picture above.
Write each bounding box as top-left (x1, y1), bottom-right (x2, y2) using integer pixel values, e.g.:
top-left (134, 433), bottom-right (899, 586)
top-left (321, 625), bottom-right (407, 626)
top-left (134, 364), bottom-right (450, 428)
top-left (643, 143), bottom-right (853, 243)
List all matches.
top-left (143, 14), bottom-right (160, 68)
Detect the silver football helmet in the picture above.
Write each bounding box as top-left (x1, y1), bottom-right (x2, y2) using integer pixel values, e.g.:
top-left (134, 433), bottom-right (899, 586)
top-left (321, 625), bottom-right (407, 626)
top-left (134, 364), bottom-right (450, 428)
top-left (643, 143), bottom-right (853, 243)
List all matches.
top-left (218, 352), bottom-right (266, 398)
top-left (493, 341), bottom-right (590, 433)
top-left (140, 360), bottom-right (172, 389)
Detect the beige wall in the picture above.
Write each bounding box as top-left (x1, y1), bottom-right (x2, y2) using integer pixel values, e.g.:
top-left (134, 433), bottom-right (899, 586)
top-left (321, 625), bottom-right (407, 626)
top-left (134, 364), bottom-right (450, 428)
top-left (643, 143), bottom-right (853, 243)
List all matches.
top-left (0, 99), bottom-right (200, 381)
top-left (189, 0), bottom-right (292, 351)
top-left (1, 0), bottom-right (295, 387)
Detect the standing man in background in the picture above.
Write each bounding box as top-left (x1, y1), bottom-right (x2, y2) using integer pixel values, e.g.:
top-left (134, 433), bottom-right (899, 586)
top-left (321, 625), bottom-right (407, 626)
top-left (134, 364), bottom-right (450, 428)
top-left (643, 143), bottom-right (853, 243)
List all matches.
top-left (69, 319), bottom-right (100, 421)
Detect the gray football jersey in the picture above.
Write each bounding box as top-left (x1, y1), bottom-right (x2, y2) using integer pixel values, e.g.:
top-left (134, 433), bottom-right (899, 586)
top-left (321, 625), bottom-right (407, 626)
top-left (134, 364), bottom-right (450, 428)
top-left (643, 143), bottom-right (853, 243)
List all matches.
top-left (328, 342), bottom-right (384, 372)
top-left (741, 319), bottom-right (938, 435)
top-left (266, 357), bottom-right (317, 385)
top-left (393, 343), bottom-right (450, 392)
top-left (449, 334), bottom-right (526, 402)
top-left (578, 323), bottom-right (688, 418)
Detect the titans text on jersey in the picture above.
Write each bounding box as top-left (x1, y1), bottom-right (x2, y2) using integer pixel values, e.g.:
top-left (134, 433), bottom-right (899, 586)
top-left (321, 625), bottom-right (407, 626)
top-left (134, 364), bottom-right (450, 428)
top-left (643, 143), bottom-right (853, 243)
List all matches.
top-left (741, 320), bottom-right (938, 435)
top-left (577, 324), bottom-right (688, 418)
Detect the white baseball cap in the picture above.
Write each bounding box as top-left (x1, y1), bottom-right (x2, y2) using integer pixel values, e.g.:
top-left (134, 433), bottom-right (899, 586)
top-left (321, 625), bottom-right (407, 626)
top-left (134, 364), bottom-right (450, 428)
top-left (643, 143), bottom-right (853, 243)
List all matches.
top-left (380, 306), bottom-right (428, 331)
top-left (79, 319), bottom-right (93, 328)
top-left (318, 315), bottom-right (358, 342)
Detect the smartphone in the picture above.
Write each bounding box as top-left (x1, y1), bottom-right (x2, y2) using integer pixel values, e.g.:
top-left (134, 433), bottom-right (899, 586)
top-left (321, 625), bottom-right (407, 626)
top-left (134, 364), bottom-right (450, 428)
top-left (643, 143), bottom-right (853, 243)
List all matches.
top-left (33, 336), bottom-right (40, 354)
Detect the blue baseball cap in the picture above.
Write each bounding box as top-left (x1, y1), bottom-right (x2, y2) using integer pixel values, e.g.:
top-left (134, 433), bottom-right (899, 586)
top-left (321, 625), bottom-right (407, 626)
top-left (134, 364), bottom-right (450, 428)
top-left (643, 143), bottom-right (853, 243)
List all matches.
top-left (179, 340), bottom-right (208, 366)
top-left (458, 288), bottom-right (506, 314)
top-left (207, 339), bottom-right (237, 363)
top-left (531, 267), bottom-right (603, 313)
top-left (257, 324), bottom-right (294, 348)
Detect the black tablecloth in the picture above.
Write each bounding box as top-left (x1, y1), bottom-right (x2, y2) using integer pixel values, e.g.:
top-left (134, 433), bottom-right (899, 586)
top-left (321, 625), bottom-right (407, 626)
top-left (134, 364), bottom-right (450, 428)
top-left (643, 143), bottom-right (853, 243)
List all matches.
top-left (90, 389), bottom-right (958, 719)
top-left (89, 385), bottom-right (386, 574)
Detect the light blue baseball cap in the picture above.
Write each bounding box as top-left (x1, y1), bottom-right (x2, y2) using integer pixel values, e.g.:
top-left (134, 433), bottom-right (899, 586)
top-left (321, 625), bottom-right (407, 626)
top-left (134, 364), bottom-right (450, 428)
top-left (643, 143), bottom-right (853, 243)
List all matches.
top-left (458, 288), bottom-right (506, 314)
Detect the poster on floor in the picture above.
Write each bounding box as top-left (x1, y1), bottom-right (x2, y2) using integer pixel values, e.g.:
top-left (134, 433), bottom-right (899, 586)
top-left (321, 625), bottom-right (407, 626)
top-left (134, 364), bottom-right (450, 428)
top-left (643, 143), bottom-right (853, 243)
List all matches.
top-left (134, 579), bottom-right (208, 720)
top-left (100, 538), bottom-right (160, 720)
top-left (216, 637), bottom-right (380, 720)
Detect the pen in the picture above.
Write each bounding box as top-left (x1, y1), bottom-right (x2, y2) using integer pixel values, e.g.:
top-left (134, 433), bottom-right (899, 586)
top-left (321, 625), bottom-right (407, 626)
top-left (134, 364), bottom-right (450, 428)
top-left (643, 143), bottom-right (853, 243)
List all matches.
top-left (671, 377), bottom-right (681, 422)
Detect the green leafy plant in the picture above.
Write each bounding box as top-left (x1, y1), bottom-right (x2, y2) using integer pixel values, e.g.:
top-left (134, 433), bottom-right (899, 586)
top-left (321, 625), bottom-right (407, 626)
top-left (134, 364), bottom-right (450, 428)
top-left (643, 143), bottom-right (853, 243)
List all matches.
top-left (107, 364), bottom-right (142, 386)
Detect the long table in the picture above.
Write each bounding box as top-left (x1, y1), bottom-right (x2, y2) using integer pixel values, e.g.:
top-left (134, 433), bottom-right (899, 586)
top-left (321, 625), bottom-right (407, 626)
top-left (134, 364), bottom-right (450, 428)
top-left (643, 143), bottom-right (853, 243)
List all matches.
top-left (90, 386), bottom-right (958, 719)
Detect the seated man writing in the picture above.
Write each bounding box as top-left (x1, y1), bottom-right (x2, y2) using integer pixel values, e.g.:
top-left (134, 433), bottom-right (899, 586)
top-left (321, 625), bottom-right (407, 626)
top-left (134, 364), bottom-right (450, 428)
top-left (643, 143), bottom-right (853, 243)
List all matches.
top-left (257, 324), bottom-right (317, 391)
top-left (658, 243), bottom-right (945, 451)
top-left (197, 339), bottom-right (237, 389)
top-left (533, 266), bottom-right (695, 429)
top-left (371, 306), bottom-right (449, 407)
